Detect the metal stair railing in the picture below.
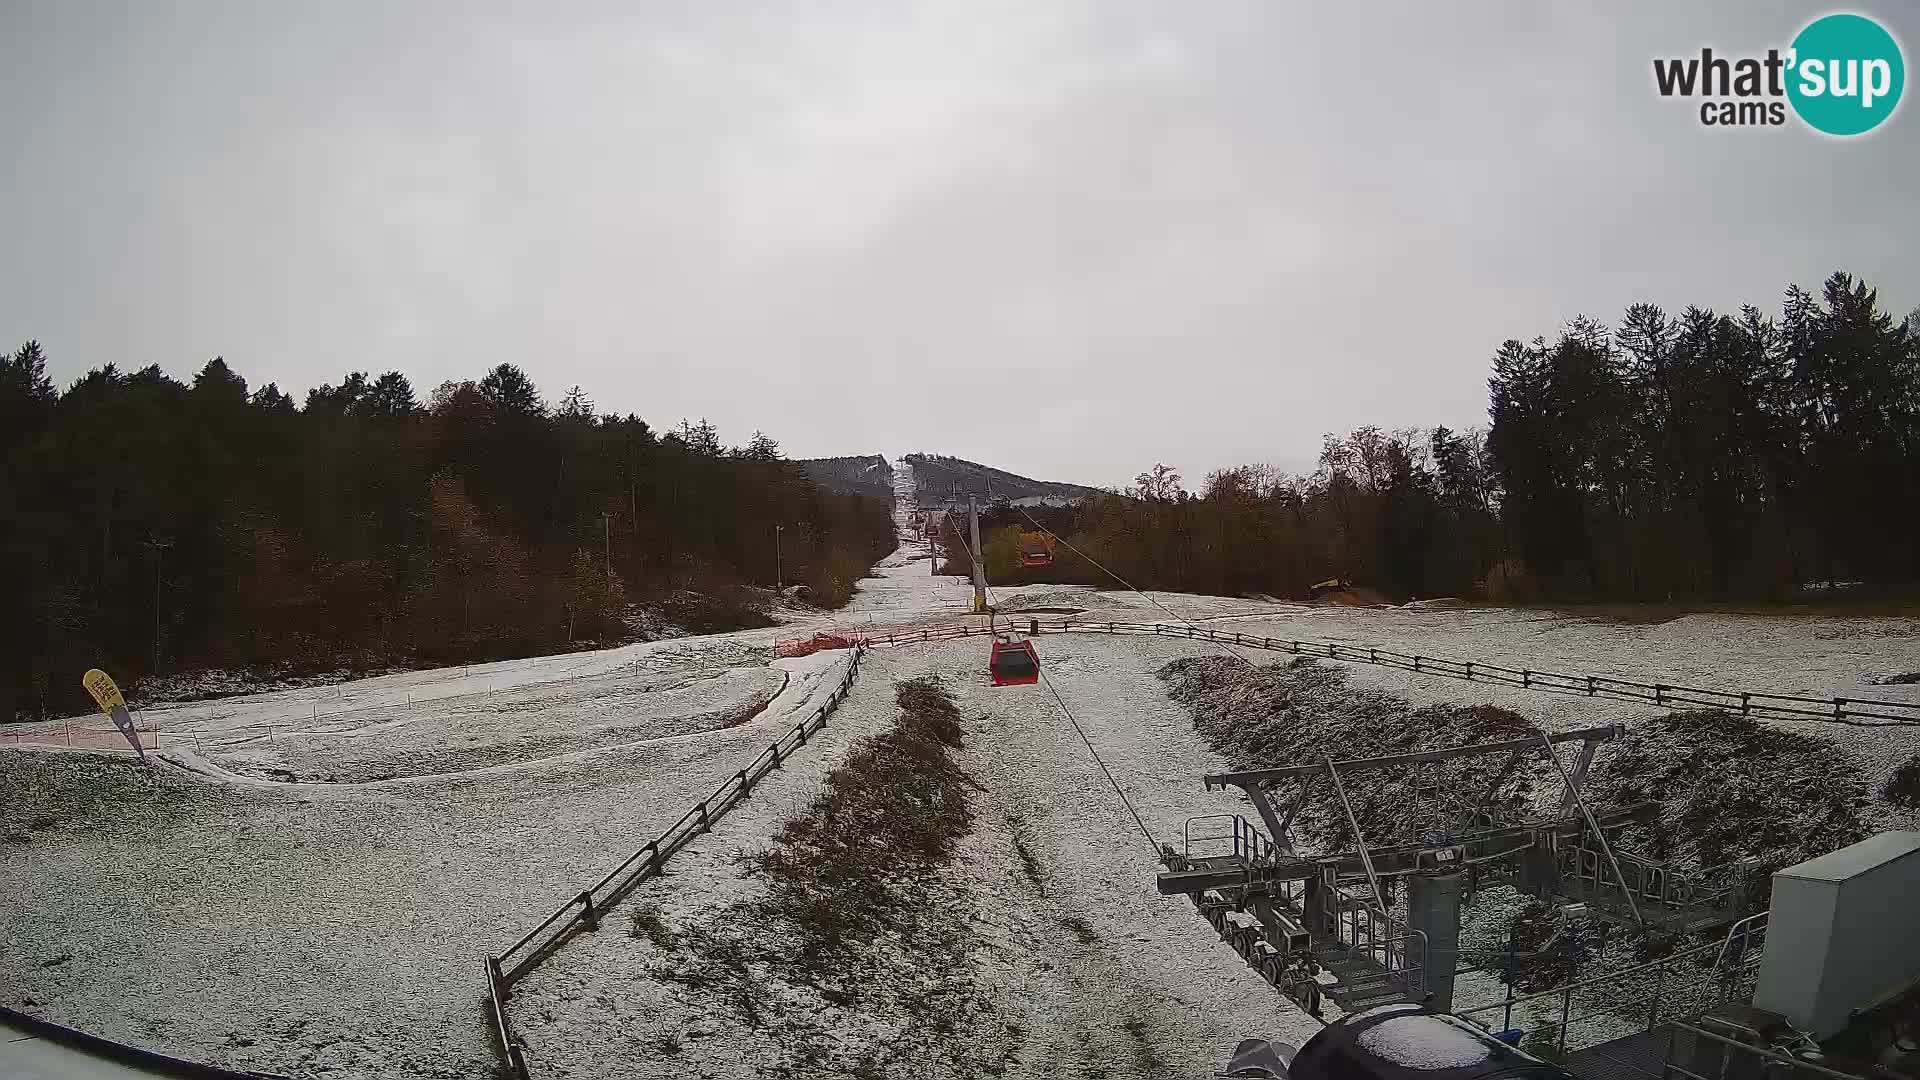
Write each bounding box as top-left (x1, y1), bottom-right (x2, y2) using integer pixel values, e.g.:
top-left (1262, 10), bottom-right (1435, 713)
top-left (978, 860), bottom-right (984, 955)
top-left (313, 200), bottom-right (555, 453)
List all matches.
top-left (1321, 757), bottom-right (1429, 1000)
top-left (1556, 841), bottom-right (1749, 921)
top-left (1182, 813), bottom-right (1277, 865)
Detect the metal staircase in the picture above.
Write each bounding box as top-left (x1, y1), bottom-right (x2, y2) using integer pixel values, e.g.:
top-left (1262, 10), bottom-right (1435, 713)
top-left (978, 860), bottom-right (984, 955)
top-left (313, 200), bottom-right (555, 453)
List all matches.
top-left (1169, 816), bottom-right (1427, 1016)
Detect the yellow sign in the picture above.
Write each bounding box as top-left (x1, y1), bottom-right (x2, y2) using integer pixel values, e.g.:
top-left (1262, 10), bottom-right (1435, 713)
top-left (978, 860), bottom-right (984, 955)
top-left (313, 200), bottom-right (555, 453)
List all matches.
top-left (82, 668), bottom-right (126, 713)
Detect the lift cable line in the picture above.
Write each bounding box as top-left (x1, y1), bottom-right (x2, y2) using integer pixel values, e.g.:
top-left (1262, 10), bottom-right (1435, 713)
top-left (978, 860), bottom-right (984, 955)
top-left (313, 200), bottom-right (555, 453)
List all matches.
top-left (1017, 503), bottom-right (1668, 959)
top-left (1015, 505), bottom-right (1267, 667)
top-left (944, 507), bottom-right (1161, 856)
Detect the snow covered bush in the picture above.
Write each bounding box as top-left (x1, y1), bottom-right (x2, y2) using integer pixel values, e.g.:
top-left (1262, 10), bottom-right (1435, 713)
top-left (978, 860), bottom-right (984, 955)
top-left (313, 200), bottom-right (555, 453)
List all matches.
top-left (1588, 710), bottom-right (1871, 896)
top-left (1883, 755), bottom-right (1920, 810)
top-left (1158, 655), bottom-right (1541, 849)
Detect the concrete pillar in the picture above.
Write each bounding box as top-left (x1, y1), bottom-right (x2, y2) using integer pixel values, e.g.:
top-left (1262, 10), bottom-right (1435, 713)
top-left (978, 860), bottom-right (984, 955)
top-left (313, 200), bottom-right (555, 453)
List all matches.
top-left (1407, 871), bottom-right (1463, 1012)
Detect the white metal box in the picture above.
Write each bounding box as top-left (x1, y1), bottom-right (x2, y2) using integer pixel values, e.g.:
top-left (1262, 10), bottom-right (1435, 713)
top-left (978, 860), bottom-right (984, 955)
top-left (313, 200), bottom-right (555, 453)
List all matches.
top-left (1753, 831), bottom-right (1920, 1038)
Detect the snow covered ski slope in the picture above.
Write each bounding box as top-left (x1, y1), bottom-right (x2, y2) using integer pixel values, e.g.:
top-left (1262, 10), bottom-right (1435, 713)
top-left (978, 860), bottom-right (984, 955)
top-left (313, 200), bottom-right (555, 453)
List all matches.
top-left (5, 452), bottom-right (1919, 1079)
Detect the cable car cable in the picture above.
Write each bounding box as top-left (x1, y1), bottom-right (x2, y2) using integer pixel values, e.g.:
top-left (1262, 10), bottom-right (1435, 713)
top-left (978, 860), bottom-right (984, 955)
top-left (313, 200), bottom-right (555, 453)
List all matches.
top-left (947, 508), bottom-right (1160, 855)
top-left (1015, 505), bottom-right (1266, 666)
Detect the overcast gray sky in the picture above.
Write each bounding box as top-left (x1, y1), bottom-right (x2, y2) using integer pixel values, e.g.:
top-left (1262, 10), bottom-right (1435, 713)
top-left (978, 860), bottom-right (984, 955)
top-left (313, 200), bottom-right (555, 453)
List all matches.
top-left (4, 2), bottom-right (1916, 488)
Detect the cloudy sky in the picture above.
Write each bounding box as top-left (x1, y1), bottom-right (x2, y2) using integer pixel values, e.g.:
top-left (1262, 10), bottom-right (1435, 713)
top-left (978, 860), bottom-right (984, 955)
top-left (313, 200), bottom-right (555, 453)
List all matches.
top-left (4, 2), bottom-right (1916, 487)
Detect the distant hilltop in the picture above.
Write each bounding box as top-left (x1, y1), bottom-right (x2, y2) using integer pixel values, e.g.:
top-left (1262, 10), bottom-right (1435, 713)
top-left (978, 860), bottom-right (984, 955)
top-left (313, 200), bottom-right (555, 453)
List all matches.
top-left (901, 453), bottom-right (1108, 506)
top-left (795, 455), bottom-right (894, 503)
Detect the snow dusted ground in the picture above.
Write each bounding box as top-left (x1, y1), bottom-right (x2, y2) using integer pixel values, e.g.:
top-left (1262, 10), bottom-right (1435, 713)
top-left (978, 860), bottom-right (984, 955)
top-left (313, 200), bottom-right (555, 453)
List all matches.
top-left (976, 584), bottom-right (1920, 787)
top-left (512, 635), bottom-right (1324, 1079)
top-left (1209, 605), bottom-right (1920, 791)
top-left (7, 450), bottom-right (1920, 1079)
top-left (1, 649), bottom-right (853, 1078)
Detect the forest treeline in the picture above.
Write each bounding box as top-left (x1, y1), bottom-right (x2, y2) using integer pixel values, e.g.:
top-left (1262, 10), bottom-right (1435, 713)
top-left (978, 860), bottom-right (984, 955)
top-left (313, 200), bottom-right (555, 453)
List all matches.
top-left (976, 272), bottom-right (1920, 604)
top-left (0, 354), bottom-right (893, 718)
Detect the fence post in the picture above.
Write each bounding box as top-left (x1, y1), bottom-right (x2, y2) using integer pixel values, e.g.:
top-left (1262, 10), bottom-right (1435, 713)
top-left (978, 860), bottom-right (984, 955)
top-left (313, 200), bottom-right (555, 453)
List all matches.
top-left (1522, 669), bottom-right (1531, 689)
top-left (769, 742), bottom-right (783, 767)
top-left (736, 767), bottom-right (750, 793)
top-left (1559, 986), bottom-right (1572, 1054)
top-left (698, 801), bottom-right (710, 832)
top-left (1655, 684), bottom-right (1665, 706)
top-left (1741, 693), bottom-right (1751, 716)
top-left (579, 890), bottom-right (599, 931)
top-left (1413, 655), bottom-right (1421, 672)
top-left (1834, 698), bottom-right (1845, 720)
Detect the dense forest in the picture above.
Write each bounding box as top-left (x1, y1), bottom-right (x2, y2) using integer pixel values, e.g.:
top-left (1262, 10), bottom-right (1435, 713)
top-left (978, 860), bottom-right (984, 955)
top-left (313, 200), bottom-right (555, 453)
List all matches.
top-left (972, 272), bottom-right (1920, 605)
top-left (0, 355), bottom-right (893, 718)
top-left (7, 270), bottom-right (1915, 716)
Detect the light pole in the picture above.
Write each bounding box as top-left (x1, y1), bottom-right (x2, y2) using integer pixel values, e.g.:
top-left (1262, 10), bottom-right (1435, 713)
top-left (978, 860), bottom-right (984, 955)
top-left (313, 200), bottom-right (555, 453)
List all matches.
top-left (601, 512), bottom-right (612, 598)
top-left (149, 538), bottom-right (172, 673)
top-left (774, 524), bottom-right (784, 590)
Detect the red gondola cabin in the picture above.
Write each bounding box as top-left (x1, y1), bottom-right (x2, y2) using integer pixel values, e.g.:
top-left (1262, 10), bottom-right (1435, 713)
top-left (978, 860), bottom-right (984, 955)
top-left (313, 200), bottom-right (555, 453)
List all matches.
top-left (989, 639), bottom-right (1040, 685)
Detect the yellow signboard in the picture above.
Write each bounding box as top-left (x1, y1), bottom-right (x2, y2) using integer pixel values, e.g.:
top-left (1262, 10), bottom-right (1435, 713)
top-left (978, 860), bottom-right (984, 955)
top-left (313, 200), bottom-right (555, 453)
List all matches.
top-left (82, 668), bottom-right (126, 713)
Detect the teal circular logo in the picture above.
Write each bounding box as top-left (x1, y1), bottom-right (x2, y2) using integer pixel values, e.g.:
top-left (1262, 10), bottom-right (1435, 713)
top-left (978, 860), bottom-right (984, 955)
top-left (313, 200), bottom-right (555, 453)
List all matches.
top-left (1787, 13), bottom-right (1904, 135)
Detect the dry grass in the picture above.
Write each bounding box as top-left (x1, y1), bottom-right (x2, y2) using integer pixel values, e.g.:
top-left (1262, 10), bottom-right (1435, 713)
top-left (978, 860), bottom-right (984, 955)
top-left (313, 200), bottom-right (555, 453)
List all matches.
top-left (636, 679), bottom-right (1011, 1077)
top-left (754, 678), bottom-right (972, 957)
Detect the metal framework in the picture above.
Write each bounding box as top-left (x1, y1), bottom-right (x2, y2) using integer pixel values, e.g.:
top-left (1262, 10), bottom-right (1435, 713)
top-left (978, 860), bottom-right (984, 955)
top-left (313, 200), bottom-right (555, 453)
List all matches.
top-left (1159, 725), bottom-right (1764, 1017)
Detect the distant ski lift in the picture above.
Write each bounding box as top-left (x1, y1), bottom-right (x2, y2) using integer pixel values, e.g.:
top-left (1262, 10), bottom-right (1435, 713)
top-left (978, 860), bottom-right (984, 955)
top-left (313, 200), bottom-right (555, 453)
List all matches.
top-left (989, 637), bottom-right (1040, 686)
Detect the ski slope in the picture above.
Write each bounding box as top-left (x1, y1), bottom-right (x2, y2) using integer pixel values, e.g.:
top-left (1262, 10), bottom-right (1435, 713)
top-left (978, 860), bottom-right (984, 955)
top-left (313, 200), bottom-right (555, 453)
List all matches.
top-left (6, 453), bottom-right (1920, 1078)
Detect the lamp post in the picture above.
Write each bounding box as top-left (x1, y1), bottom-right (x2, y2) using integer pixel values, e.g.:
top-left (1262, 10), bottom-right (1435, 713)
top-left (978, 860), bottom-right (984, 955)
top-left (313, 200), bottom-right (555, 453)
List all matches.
top-left (149, 538), bottom-right (172, 673)
top-left (774, 524), bottom-right (784, 590)
top-left (601, 512), bottom-right (612, 598)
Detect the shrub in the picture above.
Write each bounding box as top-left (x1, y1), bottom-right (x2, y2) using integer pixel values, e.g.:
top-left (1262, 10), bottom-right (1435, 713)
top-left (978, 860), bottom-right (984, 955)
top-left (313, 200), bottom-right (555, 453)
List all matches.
top-left (1884, 756), bottom-right (1920, 810)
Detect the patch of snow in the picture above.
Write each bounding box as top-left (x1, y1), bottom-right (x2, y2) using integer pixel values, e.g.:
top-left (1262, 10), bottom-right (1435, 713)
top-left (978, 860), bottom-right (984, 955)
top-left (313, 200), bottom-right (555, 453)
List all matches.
top-left (1354, 1013), bottom-right (1496, 1069)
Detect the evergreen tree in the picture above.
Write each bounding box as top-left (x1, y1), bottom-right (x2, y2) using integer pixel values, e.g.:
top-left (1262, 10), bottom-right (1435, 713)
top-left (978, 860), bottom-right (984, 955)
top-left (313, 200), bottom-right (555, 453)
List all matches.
top-left (478, 363), bottom-right (544, 418)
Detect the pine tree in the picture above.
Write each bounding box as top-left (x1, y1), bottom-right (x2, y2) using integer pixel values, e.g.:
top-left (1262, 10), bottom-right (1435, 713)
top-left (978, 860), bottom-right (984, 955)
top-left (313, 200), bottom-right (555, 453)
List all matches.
top-left (478, 363), bottom-right (544, 418)
top-left (362, 372), bottom-right (418, 418)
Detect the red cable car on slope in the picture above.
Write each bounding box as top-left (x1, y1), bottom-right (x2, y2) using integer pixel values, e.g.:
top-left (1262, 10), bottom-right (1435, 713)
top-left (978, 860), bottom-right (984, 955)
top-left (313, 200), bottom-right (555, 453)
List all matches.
top-left (988, 636), bottom-right (1040, 686)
